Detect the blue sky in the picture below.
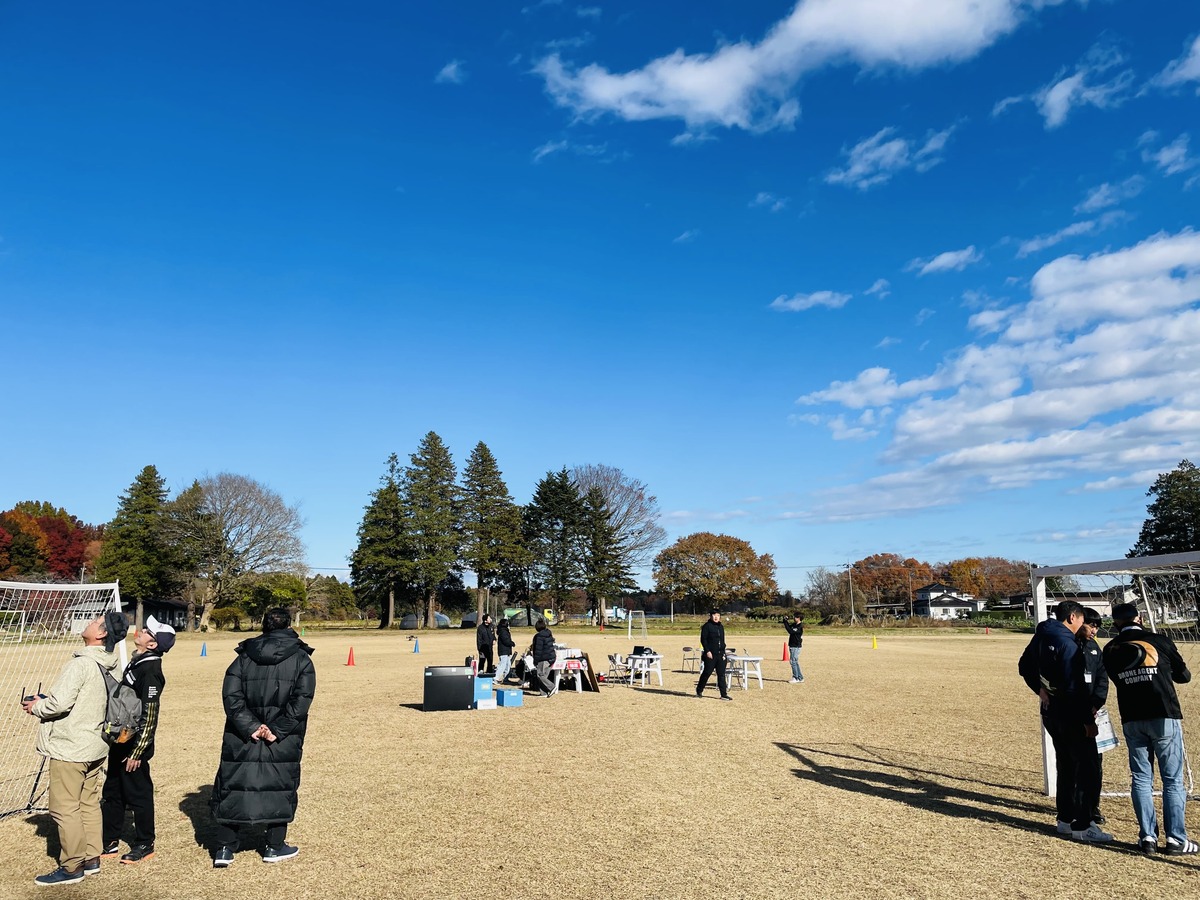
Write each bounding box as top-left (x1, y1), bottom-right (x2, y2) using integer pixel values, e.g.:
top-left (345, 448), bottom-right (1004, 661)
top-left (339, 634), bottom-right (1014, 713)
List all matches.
top-left (3, 1), bottom-right (1198, 592)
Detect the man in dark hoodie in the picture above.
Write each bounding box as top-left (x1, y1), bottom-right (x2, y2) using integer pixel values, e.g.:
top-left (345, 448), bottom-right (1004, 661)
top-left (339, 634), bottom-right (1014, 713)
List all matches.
top-left (476, 614), bottom-right (495, 676)
top-left (494, 616), bottom-right (515, 684)
top-left (210, 607), bottom-right (316, 868)
top-left (101, 615), bottom-right (176, 865)
top-left (529, 618), bottom-right (558, 697)
top-left (696, 610), bottom-right (732, 701)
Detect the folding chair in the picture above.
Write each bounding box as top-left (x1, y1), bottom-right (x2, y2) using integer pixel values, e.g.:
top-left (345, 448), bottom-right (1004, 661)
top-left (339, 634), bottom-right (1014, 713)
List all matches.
top-left (725, 650), bottom-right (745, 690)
top-left (682, 646), bottom-right (700, 673)
top-left (606, 653), bottom-right (633, 685)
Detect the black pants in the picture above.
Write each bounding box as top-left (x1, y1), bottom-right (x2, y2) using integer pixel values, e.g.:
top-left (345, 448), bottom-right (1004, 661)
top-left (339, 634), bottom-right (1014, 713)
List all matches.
top-left (215, 822), bottom-right (287, 850)
top-left (1045, 716), bottom-right (1100, 830)
top-left (101, 751), bottom-right (155, 846)
top-left (478, 646), bottom-right (494, 674)
top-left (696, 653), bottom-right (728, 697)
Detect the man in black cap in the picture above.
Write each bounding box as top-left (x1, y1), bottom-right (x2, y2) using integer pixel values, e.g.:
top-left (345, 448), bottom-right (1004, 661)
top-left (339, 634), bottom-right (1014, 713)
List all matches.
top-left (696, 610), bottom-right (732, 701)
top-left (783, 612), bottom-right (805, 683)
top-left (1103, 601), bottom-right (1195, 856)
top-left (101, 615), bottom-right (175, 865)
top-left (476, 614), bottom-right (495, 676)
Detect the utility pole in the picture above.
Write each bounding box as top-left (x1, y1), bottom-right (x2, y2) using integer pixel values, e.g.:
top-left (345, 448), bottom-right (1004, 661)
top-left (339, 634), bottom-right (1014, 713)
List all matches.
top-left (845, 563), bottom-right (857, 625)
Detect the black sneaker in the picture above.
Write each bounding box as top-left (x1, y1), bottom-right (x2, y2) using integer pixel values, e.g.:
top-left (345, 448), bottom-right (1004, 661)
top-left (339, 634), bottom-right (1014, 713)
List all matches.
top-left (213, 846), bottom-right (235, 868)
top-left (100, 841), bottom-right (121, 858)
top-left (83, 858), bottom-right (100, 877)
top-left (695, 687), bottom-right (703, 697)
top-left (1140, 838), bottom-right (1158, 856)
top-left (1163, 837), bottom-right (1200, 856)
top-left (719, 695), bottom-right (733, 702)
top-left (34, 866), bottom-right (84, 887)
top-left (121, 843), bottom-right (155, 864)
top-left (262, 843), bottom-right (299, 863)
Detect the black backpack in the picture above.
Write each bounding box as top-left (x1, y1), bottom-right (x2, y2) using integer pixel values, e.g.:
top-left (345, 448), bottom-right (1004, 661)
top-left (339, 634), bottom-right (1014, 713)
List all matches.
top-left (96, 662), bottom-right (142, 745)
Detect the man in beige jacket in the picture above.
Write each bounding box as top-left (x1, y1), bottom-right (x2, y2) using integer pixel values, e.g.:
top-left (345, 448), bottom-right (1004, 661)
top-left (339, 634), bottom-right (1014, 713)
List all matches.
top-left (22, 615), bottom-right (121, 886)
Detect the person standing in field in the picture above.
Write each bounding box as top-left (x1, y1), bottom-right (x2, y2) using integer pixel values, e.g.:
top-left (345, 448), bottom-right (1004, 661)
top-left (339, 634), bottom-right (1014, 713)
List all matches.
top-left (783, 612), bottom-right (805, 683)
top-left (1074, 607), bottom-right (1108, 830)
top-left (21, 613), bottom-right (123, 886)
top-left (529, 618), bottom-right (558, 697)
top-left (696, 610), bottom-right (732, 701)
top-left (101, 615), bottom-right (176, 865)
top-left (1102, 601), bottom-right (1196, 856)
top-left (494, 616), bottom-right (515, 684)
top-left (210, 608), bottom-right (316, 868)
top-left (476, 614), bottom-right (495, 676)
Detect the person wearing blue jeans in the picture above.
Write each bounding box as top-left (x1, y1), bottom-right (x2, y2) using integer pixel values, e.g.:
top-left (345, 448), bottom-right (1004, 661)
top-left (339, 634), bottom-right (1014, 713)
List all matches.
top-left (783, 613), bottom-right (804, 683)
top-left (1103, 602), bottom-right (1195, 856)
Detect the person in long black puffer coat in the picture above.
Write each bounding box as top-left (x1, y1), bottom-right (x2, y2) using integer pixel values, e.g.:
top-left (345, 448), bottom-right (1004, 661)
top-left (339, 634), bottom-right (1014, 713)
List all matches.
top-left (209, 607), bottom-right (316, 868)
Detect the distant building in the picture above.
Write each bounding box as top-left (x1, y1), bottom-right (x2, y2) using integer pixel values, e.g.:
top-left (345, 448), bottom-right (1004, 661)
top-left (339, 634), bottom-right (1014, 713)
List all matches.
top-left (912, 582), bottom-right (987, 619)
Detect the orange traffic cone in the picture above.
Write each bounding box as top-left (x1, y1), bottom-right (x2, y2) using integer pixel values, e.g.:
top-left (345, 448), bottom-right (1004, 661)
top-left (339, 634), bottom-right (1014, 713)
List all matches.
top-left (782, 642), bottom-right (788, 661)
top-left (346, 647), bottom-right (356, 667)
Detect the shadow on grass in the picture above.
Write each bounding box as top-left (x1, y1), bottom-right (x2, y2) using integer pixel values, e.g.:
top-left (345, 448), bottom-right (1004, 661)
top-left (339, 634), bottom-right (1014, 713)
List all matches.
top-left (179, 785), bottom-right (216, 850)
top-left (775, 742), bottom-right (1195, 868)
top-left (24, 812), bottom-right (58, 860)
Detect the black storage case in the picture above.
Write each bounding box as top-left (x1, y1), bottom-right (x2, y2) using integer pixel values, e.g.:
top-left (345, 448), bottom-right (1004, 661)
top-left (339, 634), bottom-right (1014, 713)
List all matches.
top-left (423, 666), bottom-right (475, 711)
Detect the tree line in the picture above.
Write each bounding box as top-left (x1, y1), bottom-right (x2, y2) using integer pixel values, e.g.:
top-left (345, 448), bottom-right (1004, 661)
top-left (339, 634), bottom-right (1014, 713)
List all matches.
top-left (350, 432), bottom-right (667, 628)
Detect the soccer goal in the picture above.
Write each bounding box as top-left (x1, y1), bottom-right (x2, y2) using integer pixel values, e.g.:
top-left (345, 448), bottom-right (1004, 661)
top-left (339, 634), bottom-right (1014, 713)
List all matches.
top-left (1030, 551), bottom-right (1200, 802)
top-left (627, 610), bottom-right (647, 641)
top-left (0, 581), bottom-right (123, 819)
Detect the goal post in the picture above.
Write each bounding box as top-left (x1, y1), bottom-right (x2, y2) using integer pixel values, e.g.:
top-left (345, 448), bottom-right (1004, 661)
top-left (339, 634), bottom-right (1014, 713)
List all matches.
top-left (1030, 551), bottom-right (1200, 802)
top-left (627, 610), bottom-right (647, 641)
top-left (0, 581), bottom-right (124, 819)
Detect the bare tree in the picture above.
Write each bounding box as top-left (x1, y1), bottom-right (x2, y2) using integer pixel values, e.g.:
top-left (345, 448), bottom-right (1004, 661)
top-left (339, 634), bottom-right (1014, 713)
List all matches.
top-left (569, 464), bottom-right (666, 567)
top-left (189, 473), bottom-right (306, 630)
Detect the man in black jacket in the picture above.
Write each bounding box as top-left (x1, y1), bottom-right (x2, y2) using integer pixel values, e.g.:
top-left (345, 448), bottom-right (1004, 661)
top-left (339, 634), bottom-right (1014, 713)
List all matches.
top-left (1103, 601), bottom-right (1195, 856)
top-left (529, 619), bottom-right (557, 697)
top-left (476, 615), bottom-right (495, 675)
top-left (783, 613), bottom-right (804, 683)
top-left (101, 615), bottom-right (175, 865)
top-left (210, 608), bottom-right (316, 868)
top-left (696, 610), bottom-right (731, 701)
top-left (1076, 608), bottom-right (1108, 830)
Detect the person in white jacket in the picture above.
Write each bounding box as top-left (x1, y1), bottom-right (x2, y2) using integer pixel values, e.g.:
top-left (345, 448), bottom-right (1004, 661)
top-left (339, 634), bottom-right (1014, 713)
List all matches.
top-left (22, 614), bottom-right (122, 886)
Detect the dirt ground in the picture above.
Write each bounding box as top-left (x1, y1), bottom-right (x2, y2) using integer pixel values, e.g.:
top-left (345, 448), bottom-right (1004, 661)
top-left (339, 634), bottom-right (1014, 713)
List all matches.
top-left (2, 627), bottom-right (1198, 899)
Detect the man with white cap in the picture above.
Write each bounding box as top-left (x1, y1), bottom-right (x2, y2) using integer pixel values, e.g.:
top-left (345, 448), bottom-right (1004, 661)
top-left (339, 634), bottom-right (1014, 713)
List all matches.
top-left (101, 615), bottom-right (175, 865)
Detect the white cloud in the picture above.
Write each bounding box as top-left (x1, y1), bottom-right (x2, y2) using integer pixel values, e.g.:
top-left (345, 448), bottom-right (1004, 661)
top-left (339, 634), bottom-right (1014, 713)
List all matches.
top-left (1141, 132), bottom-right (1197, 177)
top-left (750, 191), bottom-right (789, 212)
top-left (796, 229), bottom-right (1200, 520)
top-left (1153, 34), bottom-right (1200, 92)
top-left (532, 138), bottom-right (622, 163)
top-left (532, 139), bottom-right (568, 162)
top-left (907, 245), bottom-right (982, 275)
top-left (536, 0), bottom-right (1062, 134)
top-left (865, 278), bottom-right (891, 298)
top-left (435, 60), bottom-right (467, 84)
top-left (770, 290), bottom-right (851, 312)
top-left (1033, 44), bottom-right (1133, 129)
top-left (876, 336), bottom-right (901, 349)
top-left (825, 125), bottom-right (955, 190)
top-left (673, 229), bottom-right (700, 243)
top-left (576, 5), bottom-right (602, 18)
top-left (1075, 176), bottom-right (1143, 214)
top-left (1015, 213), bottom-right (1126, 258)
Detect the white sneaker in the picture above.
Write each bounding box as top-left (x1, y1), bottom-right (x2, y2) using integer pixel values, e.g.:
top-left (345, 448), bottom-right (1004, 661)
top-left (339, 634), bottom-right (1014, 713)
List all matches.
top-left (789, 678), bottom-right (801, 683)
top-left (1055, 820), bottom-right (1072, 835)
top-left (1072, 824), bottom-right (1113, 843)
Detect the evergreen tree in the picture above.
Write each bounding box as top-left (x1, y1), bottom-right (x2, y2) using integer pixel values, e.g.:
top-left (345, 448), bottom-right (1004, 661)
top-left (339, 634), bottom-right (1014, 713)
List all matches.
top-left (350, 454), bottom-right (410, 629)
top-left (524, 468), bottom-right (586, 612)
top-left (95, 465), bottom-right (175, 619)
top-left (1130, 459), bottom-right (1200, 556)
top-left (580, 486), bottom-right (635, 622)
top-left (461, 441), bottom-right (524, 619)
top-left (400, 432), bottom-right (461, 629)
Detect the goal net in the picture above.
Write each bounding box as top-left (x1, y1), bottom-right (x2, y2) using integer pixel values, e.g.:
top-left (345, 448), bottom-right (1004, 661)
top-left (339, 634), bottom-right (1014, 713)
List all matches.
top-left (0, 581), bottom-right (123, 819)
top-left (627, 610), bottom-right (647, 641)
top-left (1030, 551), bottom-right (1200, 802)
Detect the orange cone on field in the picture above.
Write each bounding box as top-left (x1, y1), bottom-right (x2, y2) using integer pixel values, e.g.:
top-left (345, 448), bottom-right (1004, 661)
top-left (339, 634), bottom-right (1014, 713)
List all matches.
top-left (346, 647), bottom-right (356, 667)
top-left (782, 642), bottom-right (788, 661)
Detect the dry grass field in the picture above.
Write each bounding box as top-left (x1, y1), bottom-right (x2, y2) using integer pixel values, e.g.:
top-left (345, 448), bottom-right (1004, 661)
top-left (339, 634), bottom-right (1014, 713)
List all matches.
top-left (3, 626), bottom-right (1199, 899)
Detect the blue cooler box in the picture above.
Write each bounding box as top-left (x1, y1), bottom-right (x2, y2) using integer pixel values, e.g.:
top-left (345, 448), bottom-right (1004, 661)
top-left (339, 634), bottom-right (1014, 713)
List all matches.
top-left (473, 676), bottom-right (493, 702)
top-left (496, 688), bottom-right (523, 707)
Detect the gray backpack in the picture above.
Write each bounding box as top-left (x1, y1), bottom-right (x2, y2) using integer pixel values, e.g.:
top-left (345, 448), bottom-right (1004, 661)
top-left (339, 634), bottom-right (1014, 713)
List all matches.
top-left (96, 662), bottom-right (142, 746)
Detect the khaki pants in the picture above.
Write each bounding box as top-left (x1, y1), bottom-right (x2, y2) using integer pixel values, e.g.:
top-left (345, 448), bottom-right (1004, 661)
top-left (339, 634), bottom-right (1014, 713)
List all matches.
top-left (48, 758), bottom-right (104, 871)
